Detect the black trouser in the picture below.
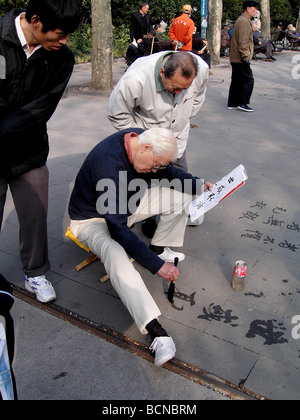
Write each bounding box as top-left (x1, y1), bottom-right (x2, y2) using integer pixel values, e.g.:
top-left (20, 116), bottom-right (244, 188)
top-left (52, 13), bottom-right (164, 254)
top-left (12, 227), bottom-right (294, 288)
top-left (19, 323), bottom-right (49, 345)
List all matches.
top-left (0, 166), bottom-right (50, 278)
top-left (228, 61), bottom-right (254, 107)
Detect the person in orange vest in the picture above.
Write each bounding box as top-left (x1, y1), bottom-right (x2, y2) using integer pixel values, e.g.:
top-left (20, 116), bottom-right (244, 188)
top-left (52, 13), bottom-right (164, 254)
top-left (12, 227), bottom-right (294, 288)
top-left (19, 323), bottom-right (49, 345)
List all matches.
top-left (169, 5), bottom-right (195, 51)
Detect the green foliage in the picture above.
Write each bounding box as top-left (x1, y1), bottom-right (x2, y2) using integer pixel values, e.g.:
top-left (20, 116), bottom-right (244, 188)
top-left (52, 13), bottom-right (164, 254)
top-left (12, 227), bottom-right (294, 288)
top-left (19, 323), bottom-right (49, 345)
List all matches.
top-left (223, 0), bottom-right (297, 26)
top-left (270, 0), bottom-right (294, 26)
top-left (223, 0), bottom-right (244, 23)
top-left (112, 23), bottom-right (131, 59)
top-left (67, 23), bottom-right (92, 63)
top-left (0, 0), bottom-right (29, 17)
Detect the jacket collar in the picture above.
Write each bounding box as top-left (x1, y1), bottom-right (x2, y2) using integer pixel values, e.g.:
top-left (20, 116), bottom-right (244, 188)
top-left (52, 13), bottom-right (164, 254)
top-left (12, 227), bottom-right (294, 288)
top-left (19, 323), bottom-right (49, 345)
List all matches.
top-left (154, 51), bottom-right (176, 92)
top-left (1, 9), bottom-right (26, 48)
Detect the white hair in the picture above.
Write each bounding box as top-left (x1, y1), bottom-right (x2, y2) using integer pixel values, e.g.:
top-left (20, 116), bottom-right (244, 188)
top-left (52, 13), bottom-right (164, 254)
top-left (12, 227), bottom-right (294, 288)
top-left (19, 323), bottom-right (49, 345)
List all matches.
top-left (138, 128), bottom-right (178, 162)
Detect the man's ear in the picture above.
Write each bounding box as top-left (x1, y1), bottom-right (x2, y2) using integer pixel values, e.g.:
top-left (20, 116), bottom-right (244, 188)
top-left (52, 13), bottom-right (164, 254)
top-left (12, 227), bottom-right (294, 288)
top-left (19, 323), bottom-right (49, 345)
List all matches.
top-left (141, 143), bottom-right (153, 153)
top-left (31, 15), bottom-right (41, 29)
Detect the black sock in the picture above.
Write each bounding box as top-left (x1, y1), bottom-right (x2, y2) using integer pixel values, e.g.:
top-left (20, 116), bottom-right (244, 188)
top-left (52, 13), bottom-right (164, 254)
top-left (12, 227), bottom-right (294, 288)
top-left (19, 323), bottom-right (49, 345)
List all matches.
top-left (146, 319), bottom-right (169, 341)
top-left (149, 244), bottom-right (164, 255)
top-left (142, 217), bottom-right (157, 239)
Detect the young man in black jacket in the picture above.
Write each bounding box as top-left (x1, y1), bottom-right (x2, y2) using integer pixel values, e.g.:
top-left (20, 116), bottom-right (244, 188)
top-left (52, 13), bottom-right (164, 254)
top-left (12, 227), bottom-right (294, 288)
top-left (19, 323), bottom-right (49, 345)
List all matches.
top-left (0, 0), bottom-right (80, 303)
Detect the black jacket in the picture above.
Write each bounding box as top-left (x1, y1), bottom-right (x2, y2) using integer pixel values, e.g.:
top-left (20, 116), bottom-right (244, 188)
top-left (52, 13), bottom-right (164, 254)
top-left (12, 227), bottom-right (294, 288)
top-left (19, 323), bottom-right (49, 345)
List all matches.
top-left (0, 9), bottom-right (75, 178)
top-left (130, 11), bottom-right (151, 41)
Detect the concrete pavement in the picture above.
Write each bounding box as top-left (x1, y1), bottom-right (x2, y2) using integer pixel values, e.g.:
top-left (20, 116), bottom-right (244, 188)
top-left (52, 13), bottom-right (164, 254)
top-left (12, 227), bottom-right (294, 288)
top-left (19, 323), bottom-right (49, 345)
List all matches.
top-left (1, 50), bottom-right (300, 400)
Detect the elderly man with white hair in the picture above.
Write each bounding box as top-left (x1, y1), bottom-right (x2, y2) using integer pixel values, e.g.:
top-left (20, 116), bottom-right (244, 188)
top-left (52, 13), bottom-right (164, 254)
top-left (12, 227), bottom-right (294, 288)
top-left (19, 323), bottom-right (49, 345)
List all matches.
top-left (68, 127), bottom-right (212, 366)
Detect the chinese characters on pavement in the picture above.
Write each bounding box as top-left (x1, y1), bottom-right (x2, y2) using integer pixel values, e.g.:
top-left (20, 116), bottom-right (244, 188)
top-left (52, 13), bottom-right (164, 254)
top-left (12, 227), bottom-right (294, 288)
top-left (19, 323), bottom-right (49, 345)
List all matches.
top-left (240, 201), bottom-right (300, 253)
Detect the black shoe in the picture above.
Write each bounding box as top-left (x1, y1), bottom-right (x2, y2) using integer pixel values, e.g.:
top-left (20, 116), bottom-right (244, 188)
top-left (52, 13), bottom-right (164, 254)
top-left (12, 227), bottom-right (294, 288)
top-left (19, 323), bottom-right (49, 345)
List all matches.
top-left (238, 104), bottom-right (254, 112)
top-left (141, 217), bottom-right (157, 238)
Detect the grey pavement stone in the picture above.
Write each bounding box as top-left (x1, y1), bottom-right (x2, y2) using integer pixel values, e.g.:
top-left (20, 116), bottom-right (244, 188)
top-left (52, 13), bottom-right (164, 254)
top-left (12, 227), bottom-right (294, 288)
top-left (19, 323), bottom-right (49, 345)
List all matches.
top-left (12, 298), bottom-right (229, 400)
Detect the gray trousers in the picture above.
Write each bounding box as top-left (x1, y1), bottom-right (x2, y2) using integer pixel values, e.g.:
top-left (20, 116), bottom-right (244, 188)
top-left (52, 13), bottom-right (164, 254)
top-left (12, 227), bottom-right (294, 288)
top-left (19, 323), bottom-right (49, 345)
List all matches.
top-left (172, 150), bottom-right (188, 172)
top-left (0, 166), bottom-right (50, 278)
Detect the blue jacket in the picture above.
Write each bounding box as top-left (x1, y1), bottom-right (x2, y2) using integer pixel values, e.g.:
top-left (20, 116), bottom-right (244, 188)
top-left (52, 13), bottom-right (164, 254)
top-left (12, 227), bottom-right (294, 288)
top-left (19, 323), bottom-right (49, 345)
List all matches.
top-left (68, 129), bottom-right (203, 274)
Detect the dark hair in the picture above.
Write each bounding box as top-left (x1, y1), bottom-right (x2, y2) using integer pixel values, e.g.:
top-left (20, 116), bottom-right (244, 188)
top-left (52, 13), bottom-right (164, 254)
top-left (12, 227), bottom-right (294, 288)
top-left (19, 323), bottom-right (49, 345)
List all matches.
top-left (25, 0), bottom-right (80, 34)
top-left (242, 1), bottom-right (259, 11)
top-left (147, 28), bottom-right (156, 37)
top-left (164, 52), bottom-right (198, 79)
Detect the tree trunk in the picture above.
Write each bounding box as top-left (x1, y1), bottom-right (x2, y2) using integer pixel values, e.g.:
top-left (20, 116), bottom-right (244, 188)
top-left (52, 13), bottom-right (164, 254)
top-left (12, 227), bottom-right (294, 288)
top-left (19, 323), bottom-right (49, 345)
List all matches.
top-left (207, 0), bottom-right (222, 66)
top-left (91, 0), bottom-right (113, 91)
top-left (296, 7), bottom-right (300, 34)
top-left (260, 0), bottom-right (270, 40)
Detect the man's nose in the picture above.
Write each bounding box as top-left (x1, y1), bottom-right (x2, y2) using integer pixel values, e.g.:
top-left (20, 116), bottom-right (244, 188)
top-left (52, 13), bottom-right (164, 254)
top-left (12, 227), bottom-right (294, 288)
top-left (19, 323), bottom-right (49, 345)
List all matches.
top-left (59, 36), bottom-right (68, 45)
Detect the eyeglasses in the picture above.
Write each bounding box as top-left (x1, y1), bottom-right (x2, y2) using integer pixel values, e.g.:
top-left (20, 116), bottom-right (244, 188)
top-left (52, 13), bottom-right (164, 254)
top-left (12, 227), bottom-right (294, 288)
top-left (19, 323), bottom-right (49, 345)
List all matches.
top-left (151, 150), bottom-right (169, 170)
top-left (152, 164), bottom-right (167, 170)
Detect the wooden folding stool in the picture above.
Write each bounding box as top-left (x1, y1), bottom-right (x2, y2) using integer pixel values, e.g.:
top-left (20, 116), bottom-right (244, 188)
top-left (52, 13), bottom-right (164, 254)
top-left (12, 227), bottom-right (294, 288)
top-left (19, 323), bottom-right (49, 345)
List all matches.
top-left (65, 227), bottom-right (134, 283)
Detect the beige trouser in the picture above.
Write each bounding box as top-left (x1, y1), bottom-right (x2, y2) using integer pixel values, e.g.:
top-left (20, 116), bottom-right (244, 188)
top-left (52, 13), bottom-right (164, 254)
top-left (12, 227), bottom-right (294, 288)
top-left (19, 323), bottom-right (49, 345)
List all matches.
top-left (70, 187), bottom-right (192, 334)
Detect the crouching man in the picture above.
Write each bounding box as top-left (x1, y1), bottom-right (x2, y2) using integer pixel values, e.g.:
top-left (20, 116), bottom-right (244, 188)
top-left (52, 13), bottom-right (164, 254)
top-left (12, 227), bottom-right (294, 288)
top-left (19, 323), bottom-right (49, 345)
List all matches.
top-left (68, 127), bottom-right (212, 366)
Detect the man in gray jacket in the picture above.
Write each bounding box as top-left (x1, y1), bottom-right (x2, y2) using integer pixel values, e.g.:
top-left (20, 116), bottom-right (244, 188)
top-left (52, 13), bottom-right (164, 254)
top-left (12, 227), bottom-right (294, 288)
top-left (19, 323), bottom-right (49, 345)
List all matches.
top-left (108, 51), bottom-right (209, 173)
top-left (227, 0), bottom-right (259, 112)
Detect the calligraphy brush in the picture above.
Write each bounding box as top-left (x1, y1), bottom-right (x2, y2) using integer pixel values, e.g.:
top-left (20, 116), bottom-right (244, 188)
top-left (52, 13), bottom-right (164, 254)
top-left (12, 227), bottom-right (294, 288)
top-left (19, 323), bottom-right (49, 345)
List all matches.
top-left (168, 257), bottom-right (179, 303)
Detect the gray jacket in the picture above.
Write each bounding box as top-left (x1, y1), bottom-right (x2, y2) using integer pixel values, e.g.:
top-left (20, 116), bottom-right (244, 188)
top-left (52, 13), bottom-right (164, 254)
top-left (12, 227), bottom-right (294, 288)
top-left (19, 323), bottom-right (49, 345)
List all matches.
top-left (107, 51), bottom-right (209, 158)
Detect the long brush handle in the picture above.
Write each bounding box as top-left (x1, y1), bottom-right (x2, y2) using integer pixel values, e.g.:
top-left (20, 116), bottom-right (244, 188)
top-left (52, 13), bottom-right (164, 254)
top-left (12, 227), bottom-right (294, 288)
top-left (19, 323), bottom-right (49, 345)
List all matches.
top-left (168, 257), bottom-right (179, 303)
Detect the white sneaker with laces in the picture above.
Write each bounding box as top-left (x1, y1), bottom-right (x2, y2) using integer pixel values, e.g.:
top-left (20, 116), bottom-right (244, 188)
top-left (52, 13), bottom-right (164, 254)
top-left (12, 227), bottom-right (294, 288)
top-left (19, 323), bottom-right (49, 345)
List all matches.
top-left (157, 247), bottom-right (185, 263)
top-left (149, 336), bottom-right (176, 366)
top-left (25, 275), bottom-right (56, 303)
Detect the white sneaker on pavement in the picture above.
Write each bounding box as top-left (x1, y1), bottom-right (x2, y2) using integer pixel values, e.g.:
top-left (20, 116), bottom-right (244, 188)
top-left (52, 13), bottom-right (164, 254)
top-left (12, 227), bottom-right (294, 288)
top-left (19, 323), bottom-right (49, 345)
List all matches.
top-left (149, 336), bottom-right (176, 366)
top-left (25, 275), bottom-right (56, 303)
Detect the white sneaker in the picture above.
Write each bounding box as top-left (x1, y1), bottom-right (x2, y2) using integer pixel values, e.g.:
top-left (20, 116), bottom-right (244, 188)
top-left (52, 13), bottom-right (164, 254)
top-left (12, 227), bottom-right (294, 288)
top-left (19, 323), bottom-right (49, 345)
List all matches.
top-left (187, 216), bottom-right (202, 226)
top-left (158, 247), bottom-right (185, 263)
top-left (149, 336), bottom-right (176, 366)
top-left (25, 275), bottom-right (56, 303)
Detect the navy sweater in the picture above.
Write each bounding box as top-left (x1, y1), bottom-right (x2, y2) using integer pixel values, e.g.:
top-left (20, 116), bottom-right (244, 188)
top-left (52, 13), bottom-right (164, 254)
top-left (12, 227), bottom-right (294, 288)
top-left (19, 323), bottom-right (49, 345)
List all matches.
top-left (68, 129), bottom-right (203, 274)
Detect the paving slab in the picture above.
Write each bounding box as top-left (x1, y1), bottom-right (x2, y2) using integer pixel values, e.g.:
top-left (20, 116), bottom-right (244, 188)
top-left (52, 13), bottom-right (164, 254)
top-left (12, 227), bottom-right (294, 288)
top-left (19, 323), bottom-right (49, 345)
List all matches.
top-left (1, 51), bottom-right (300, 400)
top-left (12, 298), bottom-right (229, 401)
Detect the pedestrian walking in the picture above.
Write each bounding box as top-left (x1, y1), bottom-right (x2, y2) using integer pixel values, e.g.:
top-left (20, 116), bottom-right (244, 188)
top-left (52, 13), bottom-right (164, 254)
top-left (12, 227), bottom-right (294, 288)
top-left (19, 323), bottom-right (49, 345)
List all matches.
top-left (227, 0), bottom-right (259, 112)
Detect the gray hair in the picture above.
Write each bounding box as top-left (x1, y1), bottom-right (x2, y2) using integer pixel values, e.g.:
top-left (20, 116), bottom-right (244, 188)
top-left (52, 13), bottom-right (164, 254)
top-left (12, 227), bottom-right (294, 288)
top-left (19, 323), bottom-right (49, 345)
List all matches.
top-left (164, 52), bottom-right (199, 79)
top-left (138, 128), bottom-right (178, 162)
